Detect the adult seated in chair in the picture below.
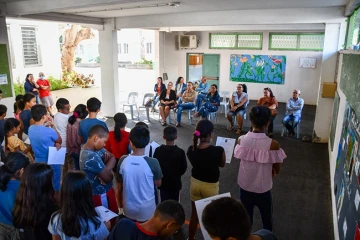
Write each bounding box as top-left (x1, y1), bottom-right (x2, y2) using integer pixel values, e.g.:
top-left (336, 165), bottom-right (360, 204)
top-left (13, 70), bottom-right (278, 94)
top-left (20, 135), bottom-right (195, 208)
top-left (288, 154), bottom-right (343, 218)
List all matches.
top-left (159, 81), bottom-right (176, 126)
top-left (227, 84), bottom-right (249, 135)
top-left (283, 89), bottom-right (304, 136)
top-left (151, 77), bottom-right (166, 112)
top-left (175, 76), bottom-right (186, 104)
top-left (257, 87), bottom-right (278, 138)
top-left (195, 77), bottom-right (210, 111)
top-left (193, 84), bottom-right (220, 119)
top-left (176, 82), bottom-right (197, 127)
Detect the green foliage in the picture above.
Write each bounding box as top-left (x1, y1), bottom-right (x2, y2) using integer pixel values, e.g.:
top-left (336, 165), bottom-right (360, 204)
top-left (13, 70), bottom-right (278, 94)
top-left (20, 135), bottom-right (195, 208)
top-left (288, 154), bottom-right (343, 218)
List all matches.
top-left (14, 76), bottom-right (70, 96)
top-left (62, 71), bottom-right (94, 88)
top-left (95, 56), bottom-right (100, 63)
top-left (75, 57), bottom-right (82, 64)
top-left (135, 58), bottom-right (153, 65)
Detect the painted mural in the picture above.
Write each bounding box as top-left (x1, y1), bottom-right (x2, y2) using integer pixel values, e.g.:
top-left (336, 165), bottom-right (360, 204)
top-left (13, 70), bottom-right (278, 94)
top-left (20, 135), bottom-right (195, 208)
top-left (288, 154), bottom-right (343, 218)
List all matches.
top-left (230, 54), bottom-right (286, 84)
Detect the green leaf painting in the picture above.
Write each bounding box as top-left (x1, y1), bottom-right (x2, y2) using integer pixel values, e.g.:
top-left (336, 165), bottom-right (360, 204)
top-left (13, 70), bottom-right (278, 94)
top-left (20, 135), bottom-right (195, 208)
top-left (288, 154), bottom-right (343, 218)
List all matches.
top-left (230, 54), bottom-right (286, 84)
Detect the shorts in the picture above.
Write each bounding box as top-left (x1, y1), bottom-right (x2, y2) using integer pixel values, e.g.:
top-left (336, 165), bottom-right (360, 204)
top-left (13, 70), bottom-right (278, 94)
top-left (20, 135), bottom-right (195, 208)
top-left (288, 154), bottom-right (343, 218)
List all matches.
top-left (227, 109), bottom-right (246, 118)
top-left (40, 95), bottom-right (54, 107)
top-left (190, 177), bottom-right (219, 201)
top-left (159, 103), bottom-right (175, 108)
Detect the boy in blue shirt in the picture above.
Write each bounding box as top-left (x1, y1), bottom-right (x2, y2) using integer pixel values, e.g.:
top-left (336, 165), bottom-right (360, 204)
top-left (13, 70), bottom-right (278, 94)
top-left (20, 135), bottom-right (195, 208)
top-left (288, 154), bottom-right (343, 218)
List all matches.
top-left (28, 104), bottom-right (62, 202)
top-left (79, 97), bottom-right (108, 143)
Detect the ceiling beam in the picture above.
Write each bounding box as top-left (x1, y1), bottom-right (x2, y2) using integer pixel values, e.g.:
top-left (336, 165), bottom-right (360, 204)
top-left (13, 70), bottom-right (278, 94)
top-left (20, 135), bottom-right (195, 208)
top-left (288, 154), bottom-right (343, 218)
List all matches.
top-left (115, 7), bottom-right (346, 29)
top-left (5, 0), bottom-right (153, 15)
top-left (345, 0), bottom-right (360, 16)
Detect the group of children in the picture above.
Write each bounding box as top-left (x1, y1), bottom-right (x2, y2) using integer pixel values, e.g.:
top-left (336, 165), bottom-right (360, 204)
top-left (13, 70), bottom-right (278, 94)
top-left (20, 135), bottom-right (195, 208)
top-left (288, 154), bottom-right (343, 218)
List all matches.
top-left (0, 88), bottom-right (284, 240)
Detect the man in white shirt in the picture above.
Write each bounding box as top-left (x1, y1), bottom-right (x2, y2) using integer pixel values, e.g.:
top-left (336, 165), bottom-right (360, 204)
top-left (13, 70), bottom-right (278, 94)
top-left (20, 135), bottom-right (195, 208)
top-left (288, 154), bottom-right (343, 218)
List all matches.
top-left (283, 89), bottom-right (304, 136)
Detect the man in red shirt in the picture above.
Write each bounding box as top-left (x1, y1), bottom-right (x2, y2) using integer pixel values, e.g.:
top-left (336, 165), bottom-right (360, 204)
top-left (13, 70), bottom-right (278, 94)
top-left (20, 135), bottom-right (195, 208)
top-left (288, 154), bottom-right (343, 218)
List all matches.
top-left (36, 72), bottom-right (54, 116)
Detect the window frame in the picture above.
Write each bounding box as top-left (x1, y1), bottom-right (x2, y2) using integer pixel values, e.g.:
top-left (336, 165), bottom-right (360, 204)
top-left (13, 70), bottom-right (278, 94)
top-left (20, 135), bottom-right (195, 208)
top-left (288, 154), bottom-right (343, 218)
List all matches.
top-left (269, 33), bottom-right (325, 51)
top-left (21, 26), bottom-right (42, 67)
top-left (209, 33), bottom-right (263, 50)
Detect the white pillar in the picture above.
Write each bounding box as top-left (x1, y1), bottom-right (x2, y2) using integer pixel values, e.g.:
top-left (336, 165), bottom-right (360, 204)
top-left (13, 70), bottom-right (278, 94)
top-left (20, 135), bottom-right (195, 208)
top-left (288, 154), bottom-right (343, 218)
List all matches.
top-left (98, 18), bottom-right (119, 117)
top-left (313, 23), bottom-right (344, 143)
top-left (0, 16), bottom-right (15, 116)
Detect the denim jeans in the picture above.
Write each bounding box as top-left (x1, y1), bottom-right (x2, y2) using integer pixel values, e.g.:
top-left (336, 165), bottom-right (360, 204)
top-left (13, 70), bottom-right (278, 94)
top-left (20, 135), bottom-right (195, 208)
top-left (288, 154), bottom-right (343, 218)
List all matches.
top-left (199, 102), bottom-right (218, 118)
top-left (177, 102), bottom-right (195, 123)
top-left (152, 95), bottom-right (160, 108)
top-left (196, 93), bottom-right (206, 111)
top-left (268, 116), bottom-right (276, 133)
top-left (35, 95), bottom-right (40, 104)
top-left (240, 188), bottom-right (273, 231)
top-left (283, 114), bottom-right (301, 133)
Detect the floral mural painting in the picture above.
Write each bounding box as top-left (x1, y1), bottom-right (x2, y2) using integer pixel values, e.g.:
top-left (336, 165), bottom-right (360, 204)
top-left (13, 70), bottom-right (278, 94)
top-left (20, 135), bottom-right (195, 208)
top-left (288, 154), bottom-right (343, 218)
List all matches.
top-left (230, 54), bottom-right (286, 84)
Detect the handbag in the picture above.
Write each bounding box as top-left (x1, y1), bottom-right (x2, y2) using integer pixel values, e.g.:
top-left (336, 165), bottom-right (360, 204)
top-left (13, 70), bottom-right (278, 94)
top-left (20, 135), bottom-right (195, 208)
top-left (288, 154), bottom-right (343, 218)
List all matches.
top-left (145, 99), bottom-right (153, 107)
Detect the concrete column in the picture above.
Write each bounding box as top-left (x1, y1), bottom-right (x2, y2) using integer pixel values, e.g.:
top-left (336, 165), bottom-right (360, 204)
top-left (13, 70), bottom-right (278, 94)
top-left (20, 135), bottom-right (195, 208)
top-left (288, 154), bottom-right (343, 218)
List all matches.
top-left (0, 16), bottom-right (15, 116)
top-left (313, 23), bottom-right (344, 142)
top-left (155, 31), bottom-right (165, 79)
top-left (98, 18), bottom-right (119, 117)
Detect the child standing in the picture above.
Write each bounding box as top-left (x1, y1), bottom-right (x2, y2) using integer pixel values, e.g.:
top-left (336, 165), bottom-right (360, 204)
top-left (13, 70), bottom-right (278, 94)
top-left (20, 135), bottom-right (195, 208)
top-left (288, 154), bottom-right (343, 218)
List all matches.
top-left (19, 93), bottom-right (36, 140)
top-left (0, 105), bottom-right (7, 146)
top-left (105, 113), bottom-right (130, 170)
top-left (79, 97), bottom-right (108, 143)
top-left (28, 105), bottom-right (62, 202)
top-left (14, 95), bottom-right (24, 120)
top-left (4, 118), bottom-right (34, 162)
top-left (153, 126), bottom-right (187, 202)
top-left (48, 171), bottom-right (110, 239)
top-left (0, 152), bottom-right (30, 239)
top-left (79, 125), bottom-right (117, 215)
top-left (66, 104), bottom-right (88, 170)
top-left (234, 106), bottom-right (286, 231)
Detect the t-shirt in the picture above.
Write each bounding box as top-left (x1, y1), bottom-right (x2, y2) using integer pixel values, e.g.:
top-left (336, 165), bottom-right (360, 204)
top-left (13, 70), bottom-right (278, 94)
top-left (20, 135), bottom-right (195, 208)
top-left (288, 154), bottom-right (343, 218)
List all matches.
top-left (28, 125), bottom-right (58, 163)
top-left (105, 130), bottom-right (130, 159)
top-left (78, 118), bottom-right (108, 143)
top-left (153, 145), bottom-right (187, 191)
top-left (108, 218), bottom-right (159, 240)
top-left (20, 109), bottom-right (32, 135)
top-left (80, 148), bottom-right (112, 195)
top-left (0, 180), bottom-right (20, 226)
top-left (117, 155), bottom-right (163, 222)
top-left (48, 213), bottom-right (109, 240)
top-left (253, 229), bottom-right (278, 240)
top-left (0, 119), bottom-right (5, 145)
top-left (66, 121), bottom-right (82, 156)
top-left (54, 112), bottom-right (69, 148)
top-left (186, 145), bottom-right (224, 183)
top-left (36, 79), bottom-right (51, 98)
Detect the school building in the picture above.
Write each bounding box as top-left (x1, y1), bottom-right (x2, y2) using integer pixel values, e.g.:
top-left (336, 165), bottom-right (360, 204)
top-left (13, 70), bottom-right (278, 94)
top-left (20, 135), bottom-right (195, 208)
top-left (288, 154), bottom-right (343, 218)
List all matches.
top-left (0, 0), bottom-right (359, 239)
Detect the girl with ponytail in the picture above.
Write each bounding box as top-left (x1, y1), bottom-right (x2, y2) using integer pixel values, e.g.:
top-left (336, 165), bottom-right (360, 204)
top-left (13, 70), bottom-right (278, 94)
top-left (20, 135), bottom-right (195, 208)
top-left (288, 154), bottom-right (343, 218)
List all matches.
top-left (0, 152), bottom-right (30, 238)
top-left (186, 119), bottom-right (226, 240)
top-left (105, 113), bottom-right (129, 171)
top-left (66, 104), bottom-right (88, 170)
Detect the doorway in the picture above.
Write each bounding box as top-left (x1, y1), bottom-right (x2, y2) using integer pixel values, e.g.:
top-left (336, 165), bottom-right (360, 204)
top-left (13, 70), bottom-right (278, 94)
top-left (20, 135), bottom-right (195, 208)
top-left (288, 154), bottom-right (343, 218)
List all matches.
top-left (186, 53), bottom-right (220, 88)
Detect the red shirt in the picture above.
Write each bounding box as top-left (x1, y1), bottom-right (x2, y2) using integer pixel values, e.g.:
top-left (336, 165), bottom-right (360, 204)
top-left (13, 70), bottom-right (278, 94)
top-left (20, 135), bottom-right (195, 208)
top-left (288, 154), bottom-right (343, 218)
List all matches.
top-left (105, 130), bottom-right (130, 159)
top-left (36, 79), bottom-right (51, 98)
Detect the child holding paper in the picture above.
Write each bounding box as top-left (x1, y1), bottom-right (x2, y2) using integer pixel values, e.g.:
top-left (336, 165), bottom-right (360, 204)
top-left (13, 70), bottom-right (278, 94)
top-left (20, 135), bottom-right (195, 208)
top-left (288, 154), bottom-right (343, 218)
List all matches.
top-left (79, 125), bottom-right (118, 217)
top-left (28, 104), bottom-right (62, 202)
top-left (48, 171), bottom-right (110, 239)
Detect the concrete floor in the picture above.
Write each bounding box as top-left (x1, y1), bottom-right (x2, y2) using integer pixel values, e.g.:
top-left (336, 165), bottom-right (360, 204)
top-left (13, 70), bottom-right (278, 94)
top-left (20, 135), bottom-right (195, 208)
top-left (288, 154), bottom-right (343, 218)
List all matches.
top-left (108, 100), bottom-right (333, 240)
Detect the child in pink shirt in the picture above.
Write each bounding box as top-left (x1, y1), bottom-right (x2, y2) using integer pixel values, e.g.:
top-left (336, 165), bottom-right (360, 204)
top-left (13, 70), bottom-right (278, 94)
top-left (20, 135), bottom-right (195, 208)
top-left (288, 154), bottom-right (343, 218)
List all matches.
top-left (234, 106), bottom-right (286, 231)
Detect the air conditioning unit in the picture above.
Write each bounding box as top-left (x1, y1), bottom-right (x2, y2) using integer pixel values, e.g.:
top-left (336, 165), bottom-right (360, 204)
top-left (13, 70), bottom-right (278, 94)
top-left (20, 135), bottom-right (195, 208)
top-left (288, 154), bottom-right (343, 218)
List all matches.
top-left (178, 35), bottom-right (197, 49)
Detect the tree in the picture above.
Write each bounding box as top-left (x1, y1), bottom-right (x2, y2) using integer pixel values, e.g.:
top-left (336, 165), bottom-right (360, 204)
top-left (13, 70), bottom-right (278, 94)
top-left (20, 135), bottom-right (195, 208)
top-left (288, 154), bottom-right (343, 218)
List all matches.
top-left (61, 25), bottom-right (94, 73)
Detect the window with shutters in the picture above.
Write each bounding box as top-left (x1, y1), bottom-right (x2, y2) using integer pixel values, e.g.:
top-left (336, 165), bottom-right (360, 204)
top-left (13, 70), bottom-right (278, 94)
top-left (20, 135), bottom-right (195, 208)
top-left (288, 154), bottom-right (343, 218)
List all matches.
top-left (124, 43), bottom-right (129, 54)
top-left (269, 33), bottom-right (324, 51)
top-left (146, 42), bottom-right (152, 54)
top-left (21, 26), bottom-right (42, 66)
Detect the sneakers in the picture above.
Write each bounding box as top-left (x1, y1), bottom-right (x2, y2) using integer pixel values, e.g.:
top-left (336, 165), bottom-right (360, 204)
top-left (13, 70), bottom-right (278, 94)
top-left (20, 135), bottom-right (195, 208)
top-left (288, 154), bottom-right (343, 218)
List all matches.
top-left (176, 123), bottom-right (181, 127)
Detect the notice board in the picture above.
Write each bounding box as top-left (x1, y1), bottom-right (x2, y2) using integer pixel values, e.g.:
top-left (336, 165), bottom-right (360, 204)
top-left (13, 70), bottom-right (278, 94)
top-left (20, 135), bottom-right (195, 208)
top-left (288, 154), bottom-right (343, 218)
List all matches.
top-left (0, 44), bottom-right (13, 98)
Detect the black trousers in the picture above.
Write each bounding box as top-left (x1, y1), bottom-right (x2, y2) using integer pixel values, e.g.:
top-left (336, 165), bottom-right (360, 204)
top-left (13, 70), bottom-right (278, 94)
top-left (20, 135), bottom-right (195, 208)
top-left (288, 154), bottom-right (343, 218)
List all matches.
top-left (160, 189), bottom-right (180, 202)
top-left (240, 188), bottom-right (273, 231)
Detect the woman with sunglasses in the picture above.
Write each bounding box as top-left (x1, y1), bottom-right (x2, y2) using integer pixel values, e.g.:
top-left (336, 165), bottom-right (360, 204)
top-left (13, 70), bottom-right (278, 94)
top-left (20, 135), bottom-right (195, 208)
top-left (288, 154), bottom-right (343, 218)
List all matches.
top-left (256, 87), bottom-right (278, 138)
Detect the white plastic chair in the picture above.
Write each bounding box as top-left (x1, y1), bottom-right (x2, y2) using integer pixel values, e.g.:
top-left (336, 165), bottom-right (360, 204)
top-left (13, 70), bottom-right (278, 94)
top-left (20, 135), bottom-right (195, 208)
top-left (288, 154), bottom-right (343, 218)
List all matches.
top-left (281, 120), bottom-right (301, 139)
top-left (207, 112), bottom-right (218, 123)
top-left (173, 107), bottom-right (196, 125)
top-left (219, 91), bottom-right (230, 117)
top-left (139, 93), bottom-right (154, 122)
top-left (123, 92), bottom-right (139, 120)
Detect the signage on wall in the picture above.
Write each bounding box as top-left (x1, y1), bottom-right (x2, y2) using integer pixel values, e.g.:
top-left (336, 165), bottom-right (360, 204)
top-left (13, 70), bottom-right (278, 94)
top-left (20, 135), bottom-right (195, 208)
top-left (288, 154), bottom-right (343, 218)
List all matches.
top-left (299, 57), bottom-right (317, 69)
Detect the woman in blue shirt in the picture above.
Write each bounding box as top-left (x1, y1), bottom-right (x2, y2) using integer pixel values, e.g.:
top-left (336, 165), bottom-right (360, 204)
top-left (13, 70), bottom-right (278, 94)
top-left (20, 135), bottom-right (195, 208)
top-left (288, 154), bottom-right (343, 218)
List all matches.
top-left (193, 84), bottom-right (220, 118)
top-left (0, 152), bottom-right (30, 239)
top-left (23, 74), bottom-right (40, 104)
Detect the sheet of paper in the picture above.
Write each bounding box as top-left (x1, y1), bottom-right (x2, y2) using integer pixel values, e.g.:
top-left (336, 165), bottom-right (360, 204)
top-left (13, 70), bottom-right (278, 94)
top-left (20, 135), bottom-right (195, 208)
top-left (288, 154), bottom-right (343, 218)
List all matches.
top-left (47, 147), bottom-right (66, 165)
top-left (195, 193), bottom-right (231, 240)
top-left (355, 160), bottom-right (360, 176)
top-left (343, 219), bottom-right (347, 238)
top-left (95, 206), bottom-right (118, 222)
top-left (0, 74), bottom-right (8, 85)
top-left (216, 137), bottom-right (236, 163)
top-left (24, 138), bottom-right (31, 145)
top-left (1, 141), bottom-right (4, 147)
top-left (150, 141), bottom-right (160, 154)
top-left (355, 190), bottom-right (360, 211)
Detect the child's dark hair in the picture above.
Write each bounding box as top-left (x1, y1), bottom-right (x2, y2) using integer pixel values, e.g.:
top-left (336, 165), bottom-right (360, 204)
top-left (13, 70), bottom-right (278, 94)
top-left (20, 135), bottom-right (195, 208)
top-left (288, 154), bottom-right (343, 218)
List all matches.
top-left (0, 90), bottom-right (2, 94)
top-left (52, 171), bottom-right (100, 238)
top-left (31, 104), bottom-right (47, 121)
top-left (114, 113), bottom-right (127, 142)
top-left (13, 163), bottom-right (54, 229)
top-left (264, 87), bottom-right (275, 98)
top-left (4, 118), bottom-right (21, 150)
top-left (249, 106), bottom-right (271, 130)
top-left (193, 120), bottom-right (213, 151)
top-left (86, 97), bottom-right (101, 112)
top-left (0, 104), bottom-right (7, 116)
top-left (55, 98), bottom-right (69, 110)
top-left (155, 200), bottom-right (185, 226)
top-left (129, 126), bottom-right (150, 148)
top-left (23, 93), bottom-right (36, 104)
top-left (202, 197), bottom-right (251, 240)
top-left (88, 125), bottom-right (109, 139)
top-left (15, 95), bottom-right (24, 102)
top-left (68, 104), bottom-right (88, 125)
top-left (242, 84), bottom-right (248, 93)
top-left (0, 151), bottom-right (30, 191)
top-left (135, 121), bottom-right (149, 129)
top-left (164, 126), bottom-right (177, 141)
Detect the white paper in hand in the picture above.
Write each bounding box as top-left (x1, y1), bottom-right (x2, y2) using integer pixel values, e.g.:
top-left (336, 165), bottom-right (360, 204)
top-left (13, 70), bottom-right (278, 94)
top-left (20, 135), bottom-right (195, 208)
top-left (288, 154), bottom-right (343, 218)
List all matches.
top-left (150, 141), bottom-right (160, 153)
top-left (47, 147), bottom-right (66, 165)
top-left (216, 137), bottom-right (236, 163)
top-left (24, 138), bottom-right (31, 145)
top-left (95, 206), bottom-right (118, 222)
